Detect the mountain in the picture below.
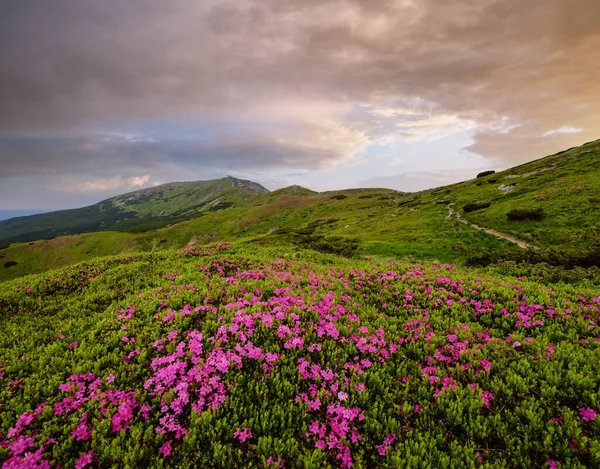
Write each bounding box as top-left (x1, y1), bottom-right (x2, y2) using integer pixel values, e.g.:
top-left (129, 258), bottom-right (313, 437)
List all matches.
top-left (0, 176), bottom-right (269, 245)
top-left (1, 139), bottom-right (599, 282)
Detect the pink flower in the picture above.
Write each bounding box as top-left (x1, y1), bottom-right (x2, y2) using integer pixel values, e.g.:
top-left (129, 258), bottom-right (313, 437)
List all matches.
top-left (480, 358), bottom-right (492, 372)
top-left (159, 440), bottom-right (172, 457)
top-left (481, 391), bottom-right (495, 408)
top-left (512, 341), bottom-right (521, 348)
top-left (338, 392), bottom-right (348, 401)
top-left (9, 435), bottom-right (35, 456)
top-left (69, 342), bottom-right (79, 350)
top-left (234, 427), bottom-right (253, 443)
top-left (547, 460), bottom-right (558, 469)
top-left (579, 407), bottom-right (597, 422)
top-left (71, 413), bottom-right (92, 441)
top-left (266, 455), bottom-right (285, 467)
top-left (75, 450), bottom-right (94, 469)
top-left (140, 405), bottom-right (152, 419)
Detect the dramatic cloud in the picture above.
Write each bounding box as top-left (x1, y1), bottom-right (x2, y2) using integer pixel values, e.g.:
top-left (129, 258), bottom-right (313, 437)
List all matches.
top-left (0, 0), bottom-right (599, 208)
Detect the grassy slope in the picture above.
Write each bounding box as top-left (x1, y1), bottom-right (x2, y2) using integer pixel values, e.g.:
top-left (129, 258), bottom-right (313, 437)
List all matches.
top-left (1, 140), bottom-right (599, 282)
top-left (450, 140), bottom-right (600, 248)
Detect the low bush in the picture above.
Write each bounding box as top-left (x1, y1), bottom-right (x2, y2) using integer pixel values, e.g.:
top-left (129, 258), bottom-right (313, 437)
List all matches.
top-left (476, 170), bottom-right (496, 178)
top-left (329, 194), bottom-right (348, 200)
top-left (466, 242), bottom-right (600, 270)
top-left (3, 260), bottom-right (17, 268)
top-left (463, 201), bottom-right (491, 213)
top-left (507, 208), bottom-right (544, 221)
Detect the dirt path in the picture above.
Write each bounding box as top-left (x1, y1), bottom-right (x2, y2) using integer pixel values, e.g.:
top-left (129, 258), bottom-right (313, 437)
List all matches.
top-left (446, 204), bottom-right (538, 250)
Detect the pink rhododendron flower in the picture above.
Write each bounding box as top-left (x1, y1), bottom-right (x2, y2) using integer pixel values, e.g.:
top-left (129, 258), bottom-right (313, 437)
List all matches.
top-left (9, 435), bottom-right (35, 456)
top-left (159, 440), bottom-right (172, 457)
top-left (266, 455), bottom-right (286, 467)
top-left (234, 427), bottom-right (253, 443)
top-left (481, 391), bottom-right (495, 408)
top-left (75, 450), bottom-right (94, 469)
top-left (480, 358), bottom-right (492, 371)
top-left (72, 413), bottom-right (92, 441)
top-left (579, 407), bottom-right (597, 421)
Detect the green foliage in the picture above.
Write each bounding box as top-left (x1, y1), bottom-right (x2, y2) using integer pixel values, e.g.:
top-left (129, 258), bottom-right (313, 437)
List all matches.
top-left (0, 244), bottom-right (599, 468)
top-left (476, 170), bottom-right (496, 178)
top-left (267, 219), bottom-right (359, 258)
top-left (329, 195), bottom-right (348, 200)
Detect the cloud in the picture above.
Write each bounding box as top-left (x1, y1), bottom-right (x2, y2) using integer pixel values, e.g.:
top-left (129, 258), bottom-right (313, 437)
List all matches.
top-left (60, 174), bottom-right (153, 193)
top-left (0, 0), bottom-right (599, 206)
top-left (360, 169), bottom-right (485, 193)
top-left (0, 124), bottom-right (367, 179)
top-left (543, 127), bottom-right (583, 137)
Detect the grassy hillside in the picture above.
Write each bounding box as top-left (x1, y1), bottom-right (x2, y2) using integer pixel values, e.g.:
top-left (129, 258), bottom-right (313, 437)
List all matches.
top-left (0, 176), bottom-right (268, 245)
top-left (1, 140), bottom-right (599, 283)
top-left (1, 244), bottom-right (599, 467)
top-left (446, 140), bottom-right (600, 249)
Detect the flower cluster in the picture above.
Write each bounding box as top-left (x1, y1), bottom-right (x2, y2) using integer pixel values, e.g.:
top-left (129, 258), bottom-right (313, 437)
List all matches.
top-left (1, 245), bottom-right (599, 468)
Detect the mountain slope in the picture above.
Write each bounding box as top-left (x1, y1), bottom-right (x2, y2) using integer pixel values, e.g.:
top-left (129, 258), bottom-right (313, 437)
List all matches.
top-left (1, 139), bottom-right (599, 282)
top-left (0, 176), bottom-right (269, 245)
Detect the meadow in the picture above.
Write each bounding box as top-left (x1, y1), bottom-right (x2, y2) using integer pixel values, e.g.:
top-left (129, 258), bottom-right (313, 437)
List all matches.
top-left (1, 243), bottom-right (598, 468)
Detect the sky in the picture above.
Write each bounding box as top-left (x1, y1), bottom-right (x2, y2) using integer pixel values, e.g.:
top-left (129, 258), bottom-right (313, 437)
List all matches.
top-left (1, 0), bottom-right (599, 214)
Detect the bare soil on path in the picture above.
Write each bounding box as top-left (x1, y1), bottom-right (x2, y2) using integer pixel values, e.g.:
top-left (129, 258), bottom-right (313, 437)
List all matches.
top-left (446, 204), bottom-right (538, 250)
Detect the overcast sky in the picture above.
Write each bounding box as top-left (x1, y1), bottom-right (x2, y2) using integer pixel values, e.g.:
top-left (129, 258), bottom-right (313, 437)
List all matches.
top-left (1, 0), bottom-right (599, 212)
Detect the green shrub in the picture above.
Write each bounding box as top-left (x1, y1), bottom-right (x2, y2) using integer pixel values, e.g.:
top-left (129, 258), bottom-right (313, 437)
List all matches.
top-left (476, 170), bottom-right (496, 178)
top-left (463, 201), bottom-right (491, 213)
top-left (329, 194), bottom-right (347, 200)
top-left (466, 242), bottom-right (600, 270)
top-left (507, 208), bottom-right (544, 221)
top-left (3, 260), bottom-right (17, 268)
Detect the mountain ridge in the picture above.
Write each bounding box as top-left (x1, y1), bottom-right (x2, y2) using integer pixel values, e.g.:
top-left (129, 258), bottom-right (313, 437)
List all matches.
top-left (0, 176), bottom-right (269, 245)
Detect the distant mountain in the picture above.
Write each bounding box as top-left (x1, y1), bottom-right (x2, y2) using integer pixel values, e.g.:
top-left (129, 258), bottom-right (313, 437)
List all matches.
top-left (0, 210), bottom-right (49, 221)
top-left (0, 176), bottom-right (268, 245)
top-left (269, 185), bottom-right (318, 197)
